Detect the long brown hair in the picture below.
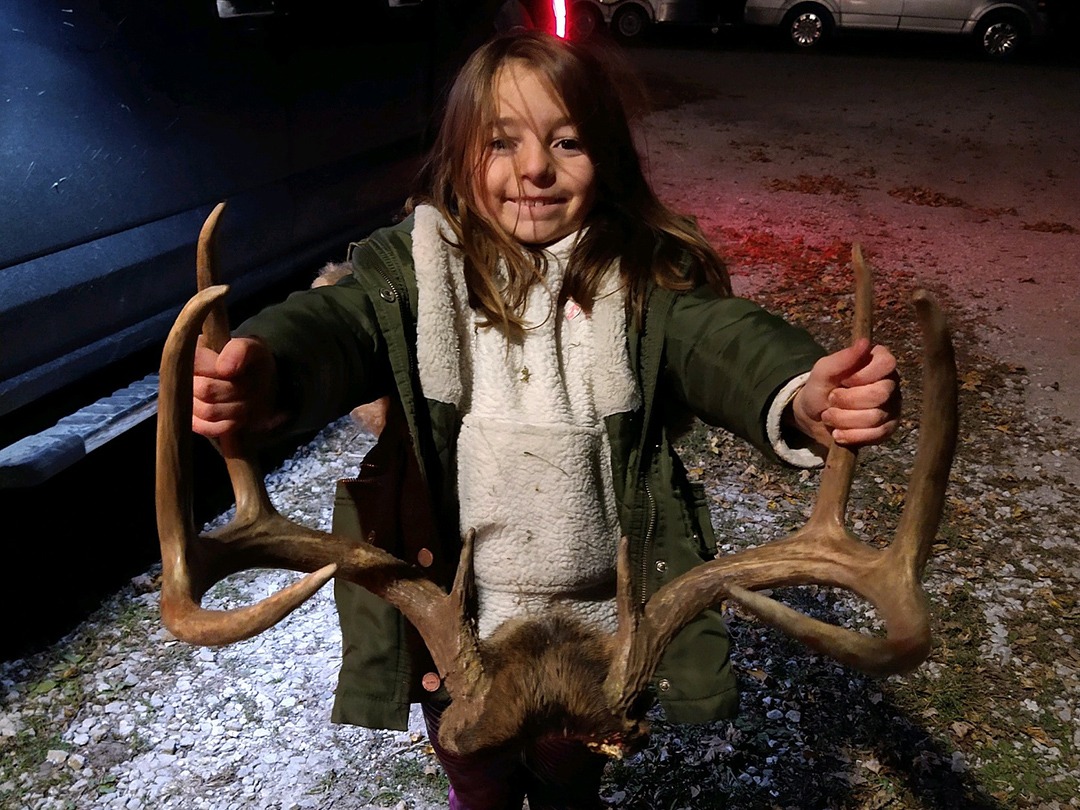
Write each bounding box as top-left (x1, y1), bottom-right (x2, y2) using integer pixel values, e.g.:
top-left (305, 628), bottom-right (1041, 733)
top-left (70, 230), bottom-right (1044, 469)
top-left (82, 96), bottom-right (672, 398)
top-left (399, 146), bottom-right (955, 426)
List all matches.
top-left (410, 30), bottom-right (730, 339)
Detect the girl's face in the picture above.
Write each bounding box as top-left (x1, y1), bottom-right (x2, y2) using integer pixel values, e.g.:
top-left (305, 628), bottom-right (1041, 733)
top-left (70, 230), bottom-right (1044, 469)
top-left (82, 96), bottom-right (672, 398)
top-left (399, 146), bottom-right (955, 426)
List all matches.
top-left (476, 60), bottom-right (596, 247)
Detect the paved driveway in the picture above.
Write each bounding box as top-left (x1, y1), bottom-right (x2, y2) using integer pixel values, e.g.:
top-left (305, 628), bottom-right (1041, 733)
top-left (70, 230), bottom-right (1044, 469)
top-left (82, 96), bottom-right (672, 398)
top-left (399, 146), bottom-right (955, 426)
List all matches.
top-left (625, 34), bottom-right (1079, 436)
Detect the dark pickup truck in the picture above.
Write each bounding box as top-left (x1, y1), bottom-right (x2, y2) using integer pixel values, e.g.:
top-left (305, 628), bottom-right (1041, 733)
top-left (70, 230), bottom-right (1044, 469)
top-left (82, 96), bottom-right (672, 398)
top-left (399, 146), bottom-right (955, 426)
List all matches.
top-left (0, 0), bottom-right (491, 488)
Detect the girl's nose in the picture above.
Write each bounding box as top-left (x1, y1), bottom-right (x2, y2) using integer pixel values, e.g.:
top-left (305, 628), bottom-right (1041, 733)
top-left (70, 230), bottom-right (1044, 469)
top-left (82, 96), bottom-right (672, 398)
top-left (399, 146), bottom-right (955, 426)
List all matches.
top-left (518, 141), bottom-right (555, 186)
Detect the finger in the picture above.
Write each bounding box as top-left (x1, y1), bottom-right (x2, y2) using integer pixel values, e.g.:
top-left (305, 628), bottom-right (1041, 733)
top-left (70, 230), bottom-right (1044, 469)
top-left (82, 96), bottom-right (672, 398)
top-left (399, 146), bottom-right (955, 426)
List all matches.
top-left (216, 337), bottom-right (262, 378)
top-left (193, 343), bottom-right (223, 378)
top-left (831, 422), bottom-right (898, 447)
top-left (192, 396), bottom-right (247, 425)
top-left (821, 404), bottom-right (893, 432)
top-left (827, 377), bottom-right (899, 411)
top-left (192, 414), bottom-right (240, 439)
top-left (814, 338), bottom-right (873, 387)
top-left (838, 344), bottom-right (898, 389)
top-left (192, 374), bottom-right (242, 406)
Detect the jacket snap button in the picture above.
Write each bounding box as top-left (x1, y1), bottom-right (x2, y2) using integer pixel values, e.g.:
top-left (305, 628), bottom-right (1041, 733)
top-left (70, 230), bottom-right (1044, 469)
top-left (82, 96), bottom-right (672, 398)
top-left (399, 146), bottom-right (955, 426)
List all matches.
top-left (421, 672), bottom-right (442, 692)
top-left (379, 288), bottom-right (397, 303)
top-left (417, 548), bottom-right (434, 568)
top-left (654, 560), bottom-right (667, 573)
top-left (657, 678), bottom-right (671, 692)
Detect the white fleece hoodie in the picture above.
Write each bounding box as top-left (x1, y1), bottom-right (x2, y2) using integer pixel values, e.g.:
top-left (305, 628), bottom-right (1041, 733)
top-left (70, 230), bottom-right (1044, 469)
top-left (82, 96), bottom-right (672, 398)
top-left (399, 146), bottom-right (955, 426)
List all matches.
top-left (413, 205), bottom-right (639, 638)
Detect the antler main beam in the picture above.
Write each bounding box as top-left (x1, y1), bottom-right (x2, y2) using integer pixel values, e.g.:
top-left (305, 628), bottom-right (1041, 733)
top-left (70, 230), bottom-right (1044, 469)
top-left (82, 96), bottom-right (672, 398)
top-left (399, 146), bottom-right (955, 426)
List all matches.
top-left (605, 246), bottom-right (957, 715)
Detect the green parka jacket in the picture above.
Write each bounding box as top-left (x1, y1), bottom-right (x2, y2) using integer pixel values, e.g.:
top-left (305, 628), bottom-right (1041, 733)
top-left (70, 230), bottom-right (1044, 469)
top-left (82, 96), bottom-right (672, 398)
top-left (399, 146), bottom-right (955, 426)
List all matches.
top-left (237, 214), bottom-right (827, 732)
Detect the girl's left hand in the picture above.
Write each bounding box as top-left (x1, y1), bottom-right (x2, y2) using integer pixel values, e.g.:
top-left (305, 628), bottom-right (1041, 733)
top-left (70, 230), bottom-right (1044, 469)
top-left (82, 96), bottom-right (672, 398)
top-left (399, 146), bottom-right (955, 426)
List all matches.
top-left (791, 338), bottom-right (901, 449)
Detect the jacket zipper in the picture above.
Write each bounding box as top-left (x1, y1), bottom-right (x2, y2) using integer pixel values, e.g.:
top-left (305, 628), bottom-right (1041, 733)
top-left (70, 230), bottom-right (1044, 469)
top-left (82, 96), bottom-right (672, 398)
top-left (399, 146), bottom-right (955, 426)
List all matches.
top-left (372, 254), bottom-right (415, 379)
top-left (639, 472), bottom-right (657, 606)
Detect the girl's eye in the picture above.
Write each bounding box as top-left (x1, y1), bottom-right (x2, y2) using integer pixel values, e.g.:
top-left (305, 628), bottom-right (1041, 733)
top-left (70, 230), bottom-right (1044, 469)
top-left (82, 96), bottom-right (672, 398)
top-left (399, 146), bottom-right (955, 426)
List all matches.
top-left (490, 133), bottom-right (516, 152)
top-left (554, 137), bottom-right (583, 152)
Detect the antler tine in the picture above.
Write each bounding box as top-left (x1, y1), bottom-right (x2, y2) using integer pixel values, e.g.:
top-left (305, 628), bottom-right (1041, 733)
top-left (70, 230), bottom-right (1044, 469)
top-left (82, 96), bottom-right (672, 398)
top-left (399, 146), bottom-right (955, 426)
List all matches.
top-left (809, 243), bottom-right (872, 529)
top-left (890, 289), bottom-right (957, 574)
top-left (156, 284), bottom-right (339, 645)
top-left (194, 200), bottom-right (273, 524)
top-left (196, 200), bottom-right (230, 349)
top-left (607, 247), bottom-right (957, 705)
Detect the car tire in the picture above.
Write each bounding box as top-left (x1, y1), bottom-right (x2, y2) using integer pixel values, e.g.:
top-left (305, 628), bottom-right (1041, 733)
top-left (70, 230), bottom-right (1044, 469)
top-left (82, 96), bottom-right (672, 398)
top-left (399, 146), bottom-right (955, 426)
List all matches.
top-left (612, 4), bottom-right (649, 43)
top-left (974, 12), bottom-right (1029, 60)
top-left (782, 3), bottom-right (833, 50)
top-left (570, 2), bottom-right (604, 40)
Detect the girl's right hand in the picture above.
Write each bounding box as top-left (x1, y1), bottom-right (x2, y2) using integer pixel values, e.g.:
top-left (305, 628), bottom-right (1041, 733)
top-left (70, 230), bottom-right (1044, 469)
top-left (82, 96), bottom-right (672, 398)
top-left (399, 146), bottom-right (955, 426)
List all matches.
top-left (192, 336), bottom-right (284, 439)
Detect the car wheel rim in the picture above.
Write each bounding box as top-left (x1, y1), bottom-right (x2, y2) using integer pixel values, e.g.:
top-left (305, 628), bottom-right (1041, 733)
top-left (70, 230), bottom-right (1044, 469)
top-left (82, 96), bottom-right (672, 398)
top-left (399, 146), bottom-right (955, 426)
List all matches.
top-left (618, 14), bottom-right (643, 38)
top-left (791, 13), bottom-right (823, 47)
top-left (983, 22), bottom-right (1019, 56)
top-left (573, 14), bottom-right (597, 38)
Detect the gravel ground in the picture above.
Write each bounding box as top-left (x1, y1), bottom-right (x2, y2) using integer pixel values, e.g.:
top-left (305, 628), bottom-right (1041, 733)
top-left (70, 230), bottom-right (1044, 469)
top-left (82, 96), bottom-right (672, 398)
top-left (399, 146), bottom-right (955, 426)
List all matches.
top-left (0, 421), bottom-right (438, 810)
top-left (3, 39), bottom-right (1079, 810)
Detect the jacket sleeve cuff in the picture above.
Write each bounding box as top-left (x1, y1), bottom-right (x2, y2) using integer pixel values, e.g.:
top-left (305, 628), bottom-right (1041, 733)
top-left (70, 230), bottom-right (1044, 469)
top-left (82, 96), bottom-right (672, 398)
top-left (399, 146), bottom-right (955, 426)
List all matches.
top-left (766, 373), bottom-right (825, 468)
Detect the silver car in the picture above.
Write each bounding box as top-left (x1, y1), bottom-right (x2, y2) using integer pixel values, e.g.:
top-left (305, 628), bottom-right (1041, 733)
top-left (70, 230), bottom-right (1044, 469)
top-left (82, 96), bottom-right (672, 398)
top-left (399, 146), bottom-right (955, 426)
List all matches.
top-left (569, 0), bottom-right (747, 42)
top-left (743, 0), bottom-right (1050, 58)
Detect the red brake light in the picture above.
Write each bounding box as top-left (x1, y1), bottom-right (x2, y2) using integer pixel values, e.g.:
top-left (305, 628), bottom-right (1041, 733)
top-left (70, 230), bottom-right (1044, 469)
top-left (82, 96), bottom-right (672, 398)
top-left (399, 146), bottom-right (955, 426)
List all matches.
top-left (553, 0), bottom-right (567, 37)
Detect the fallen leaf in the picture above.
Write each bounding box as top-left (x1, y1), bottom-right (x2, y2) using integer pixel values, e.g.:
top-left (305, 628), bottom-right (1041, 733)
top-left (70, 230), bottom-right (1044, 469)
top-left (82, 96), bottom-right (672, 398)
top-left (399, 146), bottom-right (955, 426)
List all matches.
top-left (1024, 726), bottom-right (1054, 746)
top-left (951, 721), bottom-right (974, 739)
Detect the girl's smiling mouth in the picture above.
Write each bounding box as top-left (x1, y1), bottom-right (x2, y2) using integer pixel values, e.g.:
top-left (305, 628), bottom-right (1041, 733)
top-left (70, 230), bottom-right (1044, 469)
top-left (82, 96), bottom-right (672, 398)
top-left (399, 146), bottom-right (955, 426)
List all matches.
top-left (510, 196), bottom-right (563, 207)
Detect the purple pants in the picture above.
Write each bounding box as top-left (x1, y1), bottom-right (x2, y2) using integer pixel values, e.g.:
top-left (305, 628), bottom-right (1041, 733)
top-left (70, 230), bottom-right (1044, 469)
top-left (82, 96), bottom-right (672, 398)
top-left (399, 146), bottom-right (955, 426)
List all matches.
top-left (422, 701), bottom-right (608, 810)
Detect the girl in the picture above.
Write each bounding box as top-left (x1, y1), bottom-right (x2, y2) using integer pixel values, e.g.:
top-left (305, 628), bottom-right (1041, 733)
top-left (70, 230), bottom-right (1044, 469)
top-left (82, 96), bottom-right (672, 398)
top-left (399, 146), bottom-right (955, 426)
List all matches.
top-left (192, 30), bottom-right (899, 810)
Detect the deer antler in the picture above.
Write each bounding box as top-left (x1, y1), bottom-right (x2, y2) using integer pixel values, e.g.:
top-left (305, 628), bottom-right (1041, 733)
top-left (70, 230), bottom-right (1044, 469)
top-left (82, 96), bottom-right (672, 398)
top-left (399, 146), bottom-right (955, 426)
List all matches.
top-left (604, 245), bottom-right (958, 721)
top-left (156, 203), bottom-right (482, 685)
top-left (157, 204), bottom-right (957, 759)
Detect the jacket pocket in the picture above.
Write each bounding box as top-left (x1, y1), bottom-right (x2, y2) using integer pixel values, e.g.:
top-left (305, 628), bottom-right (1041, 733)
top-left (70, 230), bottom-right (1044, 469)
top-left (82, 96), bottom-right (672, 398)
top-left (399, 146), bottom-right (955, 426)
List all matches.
top-left (689, 480), bottom-right (718, 559)
top-left (332, 433), bottom-right (405, 552)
